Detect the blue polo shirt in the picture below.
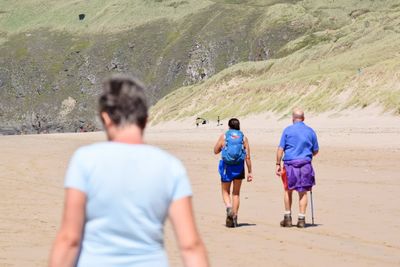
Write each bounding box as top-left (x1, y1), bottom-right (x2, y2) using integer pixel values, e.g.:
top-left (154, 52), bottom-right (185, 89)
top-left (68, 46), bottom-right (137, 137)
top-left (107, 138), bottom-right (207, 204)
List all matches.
top-left (278, 121), bottom-right (319, 161)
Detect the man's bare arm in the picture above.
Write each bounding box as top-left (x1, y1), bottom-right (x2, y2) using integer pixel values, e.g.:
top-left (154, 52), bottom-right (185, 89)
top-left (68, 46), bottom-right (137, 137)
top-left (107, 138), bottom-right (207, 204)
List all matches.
top-left (276, 147), bottom-right (284, 176)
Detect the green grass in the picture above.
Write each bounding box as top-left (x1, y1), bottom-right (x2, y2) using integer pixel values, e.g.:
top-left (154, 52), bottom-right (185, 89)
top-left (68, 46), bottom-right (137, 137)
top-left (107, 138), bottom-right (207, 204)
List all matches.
top-left (0, 0), bottom-right (213, 35)
top-left (150, 2), bottom-right (400, 123)
top-left (2, 0), bottom-right (395, 35)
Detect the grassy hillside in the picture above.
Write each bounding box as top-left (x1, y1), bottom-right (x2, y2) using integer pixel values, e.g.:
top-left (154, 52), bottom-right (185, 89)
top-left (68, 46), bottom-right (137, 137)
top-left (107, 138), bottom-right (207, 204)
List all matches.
top-left (0, 0), bottom-right (316, 133)
top-left (0, 0), bottom-right (399, 133)
top-left (150, 0), bottom-right (400, 123)
top-left (0, 0), bottom-right (383, 36)
top-left (0, 0), bottom-right (212, 35)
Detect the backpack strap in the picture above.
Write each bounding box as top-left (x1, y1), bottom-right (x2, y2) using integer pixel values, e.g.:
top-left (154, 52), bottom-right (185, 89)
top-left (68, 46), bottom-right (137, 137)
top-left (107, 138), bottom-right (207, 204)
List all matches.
top-left (224, 131), bottom-right (229, 147)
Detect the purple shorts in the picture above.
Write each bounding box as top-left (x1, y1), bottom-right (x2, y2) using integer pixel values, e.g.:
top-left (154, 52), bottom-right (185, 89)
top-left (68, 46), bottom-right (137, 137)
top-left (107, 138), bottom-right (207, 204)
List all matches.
top-left (283, 159), bottom-right (315, 192)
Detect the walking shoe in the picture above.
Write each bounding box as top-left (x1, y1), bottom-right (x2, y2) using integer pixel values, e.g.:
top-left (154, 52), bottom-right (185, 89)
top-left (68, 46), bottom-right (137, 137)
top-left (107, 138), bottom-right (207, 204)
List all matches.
top-left (232, 216), bottom-right (238, 228)
top-left (297, 217), bottom-right (306, 228)
top-left (226, 207), bottom-right (232, 217)
top-left (226, 207), bottom-right (234, 228)
top-left (280, 214), bottom-right (292, 227)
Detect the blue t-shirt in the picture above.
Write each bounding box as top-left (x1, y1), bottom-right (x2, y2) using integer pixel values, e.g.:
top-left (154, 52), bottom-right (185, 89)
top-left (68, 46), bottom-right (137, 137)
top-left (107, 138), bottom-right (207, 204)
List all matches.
top-left (64, 142), bottom-right (192, 267)
top-left (278, 122), bottom-right (319, 161)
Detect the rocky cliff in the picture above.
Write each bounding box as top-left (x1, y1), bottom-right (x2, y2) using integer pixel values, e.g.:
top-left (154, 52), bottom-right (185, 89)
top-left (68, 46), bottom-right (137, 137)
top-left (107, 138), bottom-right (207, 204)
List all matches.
top-left (1, 0), bottom-right (397, 134)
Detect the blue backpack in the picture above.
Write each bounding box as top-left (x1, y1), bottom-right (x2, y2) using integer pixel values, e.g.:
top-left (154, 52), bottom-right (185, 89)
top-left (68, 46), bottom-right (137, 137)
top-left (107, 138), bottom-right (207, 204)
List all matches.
top-left (222, 129), bottom-right (246, 165)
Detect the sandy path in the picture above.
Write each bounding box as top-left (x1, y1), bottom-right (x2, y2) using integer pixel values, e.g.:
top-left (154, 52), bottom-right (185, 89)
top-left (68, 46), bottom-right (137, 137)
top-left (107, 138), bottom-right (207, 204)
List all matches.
top-left (1, 118), bottom-right (400, 266)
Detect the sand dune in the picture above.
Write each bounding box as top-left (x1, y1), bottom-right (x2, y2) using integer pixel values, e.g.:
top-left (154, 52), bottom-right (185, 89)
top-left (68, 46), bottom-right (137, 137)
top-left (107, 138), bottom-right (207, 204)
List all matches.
top-left (1, 114), bottom-right (400, 266)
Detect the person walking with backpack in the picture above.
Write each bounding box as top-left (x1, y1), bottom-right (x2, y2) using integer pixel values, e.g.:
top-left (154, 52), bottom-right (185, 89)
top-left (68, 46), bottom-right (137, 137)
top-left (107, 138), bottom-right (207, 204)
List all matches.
top-left (276, 108), bottom-right (319, 228)
top-left (214, 118), bottom-right (253, 228)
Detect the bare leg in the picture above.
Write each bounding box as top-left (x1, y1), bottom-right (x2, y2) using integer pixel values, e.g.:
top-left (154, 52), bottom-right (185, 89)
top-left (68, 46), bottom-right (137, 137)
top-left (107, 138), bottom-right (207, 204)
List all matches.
top-left (221, 182), bottom-right (232, 208)
top-left (299, 191), bottom-right (308, 214)
top-left (232, 179), bottom-right (242, 216)
top-left (284, 190), bottom-right (293, 212)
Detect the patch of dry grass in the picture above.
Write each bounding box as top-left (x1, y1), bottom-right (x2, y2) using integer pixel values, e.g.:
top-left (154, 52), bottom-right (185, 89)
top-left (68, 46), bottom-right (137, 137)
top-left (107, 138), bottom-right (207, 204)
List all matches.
top-left (150, 5), bottom-right (400, 123)
top-left (0, 0), bottom-right (212, 35)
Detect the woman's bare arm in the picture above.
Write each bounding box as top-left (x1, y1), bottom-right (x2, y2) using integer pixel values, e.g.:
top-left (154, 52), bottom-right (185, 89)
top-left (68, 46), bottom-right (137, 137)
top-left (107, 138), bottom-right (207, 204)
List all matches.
top-left (244, 137), bottom-right (253, 181)
top-left (49, 189), bottom-right (86, 267)
top-left (169, 197), bottom-right (209, 267)
top-left (213, 134), bottom-right (224, 154)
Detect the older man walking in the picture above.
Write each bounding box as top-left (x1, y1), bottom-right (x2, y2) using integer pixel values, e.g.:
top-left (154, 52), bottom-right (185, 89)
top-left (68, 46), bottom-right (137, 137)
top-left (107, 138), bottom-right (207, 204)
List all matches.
top-left (276, 108), bottom-right (319, 228)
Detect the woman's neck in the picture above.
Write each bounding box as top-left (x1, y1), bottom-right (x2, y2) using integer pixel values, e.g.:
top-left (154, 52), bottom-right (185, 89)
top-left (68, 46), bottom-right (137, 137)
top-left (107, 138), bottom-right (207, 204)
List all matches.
top-left (110, 124), bottom-right (144, 144)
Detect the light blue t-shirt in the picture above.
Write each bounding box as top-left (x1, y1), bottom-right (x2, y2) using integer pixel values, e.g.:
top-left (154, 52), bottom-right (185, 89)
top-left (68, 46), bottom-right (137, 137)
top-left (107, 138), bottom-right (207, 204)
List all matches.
top-left (64, 142), bottom-right (192, 267)
top-left (278, 121), bottom-right (319, 162)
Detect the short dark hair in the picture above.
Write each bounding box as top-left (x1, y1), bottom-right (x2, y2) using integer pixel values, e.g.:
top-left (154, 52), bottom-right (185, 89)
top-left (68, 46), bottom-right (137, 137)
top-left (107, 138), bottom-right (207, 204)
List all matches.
top-left (99, 74), bottom-right (148, 129)
top-left (228, 118), bottom-right (240, 130)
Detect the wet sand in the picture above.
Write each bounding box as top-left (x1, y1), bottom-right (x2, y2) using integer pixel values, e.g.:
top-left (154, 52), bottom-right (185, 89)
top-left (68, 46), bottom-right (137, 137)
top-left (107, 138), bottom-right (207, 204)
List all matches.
top-left (1, 115), bottom-right (400, 266)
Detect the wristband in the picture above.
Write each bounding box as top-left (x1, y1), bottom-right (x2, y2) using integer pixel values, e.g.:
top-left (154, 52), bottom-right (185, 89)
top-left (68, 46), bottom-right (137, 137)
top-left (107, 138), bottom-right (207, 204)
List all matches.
top-left (276, 163), bottom-right (281, 165)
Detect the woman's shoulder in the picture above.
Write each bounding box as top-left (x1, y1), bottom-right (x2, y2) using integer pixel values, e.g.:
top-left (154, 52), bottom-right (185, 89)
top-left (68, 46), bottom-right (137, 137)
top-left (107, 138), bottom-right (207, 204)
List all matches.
top-left (76, 142), bottom-right (171, 155)
top-left (73, 142), bottom-right (112, 156)
top-left (143, 145), bottom-right (181, 161)
top-left (73, 142), bottom-right (182, 164)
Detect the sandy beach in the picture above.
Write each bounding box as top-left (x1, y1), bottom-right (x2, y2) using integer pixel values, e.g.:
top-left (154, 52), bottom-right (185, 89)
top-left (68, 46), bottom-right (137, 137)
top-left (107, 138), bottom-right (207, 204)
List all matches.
top-left (1, 113), bottom-right (400, 267)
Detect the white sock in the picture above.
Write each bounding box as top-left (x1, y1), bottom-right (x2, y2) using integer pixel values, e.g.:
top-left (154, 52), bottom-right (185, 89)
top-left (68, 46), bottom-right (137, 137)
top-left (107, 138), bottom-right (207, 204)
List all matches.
top-left (284, 211), bottom-right (291, 216)
top-left (298, 213), bottom-right (305, 219)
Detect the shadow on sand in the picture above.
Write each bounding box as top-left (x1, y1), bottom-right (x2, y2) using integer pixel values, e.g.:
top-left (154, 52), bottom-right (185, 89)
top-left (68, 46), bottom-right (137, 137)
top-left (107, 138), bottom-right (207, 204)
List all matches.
top-left (222, 223), bottom-right (257, 228)
top-left (304, 223), bottom-right (322, 228)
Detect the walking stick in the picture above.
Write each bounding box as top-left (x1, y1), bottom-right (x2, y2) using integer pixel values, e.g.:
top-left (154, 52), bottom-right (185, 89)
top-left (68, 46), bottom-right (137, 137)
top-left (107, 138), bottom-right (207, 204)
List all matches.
top-left (310, 189), bottom-right (315, 225)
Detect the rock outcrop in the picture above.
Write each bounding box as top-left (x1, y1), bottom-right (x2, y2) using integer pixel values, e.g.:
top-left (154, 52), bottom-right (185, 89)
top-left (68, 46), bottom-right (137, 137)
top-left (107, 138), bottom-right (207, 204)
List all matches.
top-left (0, 2), bottom-right (322, 134)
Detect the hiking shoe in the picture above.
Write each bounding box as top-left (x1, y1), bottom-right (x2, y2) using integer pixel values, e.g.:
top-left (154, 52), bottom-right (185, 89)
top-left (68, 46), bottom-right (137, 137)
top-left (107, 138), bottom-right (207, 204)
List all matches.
top-left (226, 207), bottom-right (232, 217)
top-left (297, 217), bottom-right (306, 228)
top-left (232, 216), bottom-right (238, 228)
top-left (280, 215), bottom-right (292, 227)
top-left (226, 207), bottom-right (234, 228)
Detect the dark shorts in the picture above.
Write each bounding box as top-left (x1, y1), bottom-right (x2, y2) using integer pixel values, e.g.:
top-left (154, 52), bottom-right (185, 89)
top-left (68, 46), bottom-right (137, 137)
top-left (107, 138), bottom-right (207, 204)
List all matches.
top-left (218, 160), bottom-right (245, 183)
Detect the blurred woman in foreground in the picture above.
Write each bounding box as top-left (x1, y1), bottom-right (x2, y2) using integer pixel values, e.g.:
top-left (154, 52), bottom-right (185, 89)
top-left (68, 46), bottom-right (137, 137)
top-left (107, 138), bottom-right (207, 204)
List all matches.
top-left (49, 75), bottom-right (209, 267)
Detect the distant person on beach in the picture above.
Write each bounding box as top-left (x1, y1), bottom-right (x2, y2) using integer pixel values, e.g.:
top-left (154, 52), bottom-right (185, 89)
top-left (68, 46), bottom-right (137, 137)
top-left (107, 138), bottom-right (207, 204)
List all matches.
top-left (275, 108), bottom-right (319, 228)
top-left (49, 75), bottom-right (209, 267)
top-left (214, 118), bottom-right (253, 227)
